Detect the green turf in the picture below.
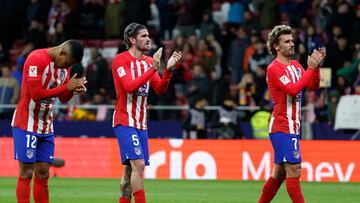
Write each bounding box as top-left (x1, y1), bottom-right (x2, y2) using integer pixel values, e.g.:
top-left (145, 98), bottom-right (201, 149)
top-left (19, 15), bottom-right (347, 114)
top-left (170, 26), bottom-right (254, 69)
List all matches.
top-left (1, 177), bottom-right (359, 203)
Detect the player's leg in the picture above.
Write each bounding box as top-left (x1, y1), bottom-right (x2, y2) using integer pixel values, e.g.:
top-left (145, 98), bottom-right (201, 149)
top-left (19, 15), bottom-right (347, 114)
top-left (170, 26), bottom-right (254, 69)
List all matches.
top-left (17, 162), bottom-right (35, 203)
top-left (130, 159), bottom-right (146, 203)
top-left (119, 165), bottom-right (132, 203)
top-left (13, 128), bottom-right (37, 203)
top-left (284, 163), bottom-right (304, 203)
top-left (258, 133), bottom-right (286, 203)
top-left (283, 134), bottom-right (304, 203)
top-left (130, 129), bottom-right (149, 203)
top-left (33, 134), bottom-right (54, 203)
top-left (114, 125), bottom-right (146, 203)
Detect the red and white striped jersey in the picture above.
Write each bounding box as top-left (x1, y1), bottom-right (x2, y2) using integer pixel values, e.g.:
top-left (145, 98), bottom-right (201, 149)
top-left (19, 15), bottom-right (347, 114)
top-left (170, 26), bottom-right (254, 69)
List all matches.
top-left (12, 49), bottom-right (72, 134)
top-left (267, 59), bottom-right (320, 135)
top-left (112, 51), bottom-right (171, 130)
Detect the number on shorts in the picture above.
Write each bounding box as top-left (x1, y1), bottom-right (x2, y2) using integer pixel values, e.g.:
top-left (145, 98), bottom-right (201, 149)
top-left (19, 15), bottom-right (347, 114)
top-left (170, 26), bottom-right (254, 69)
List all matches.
top-left (26, 134), bottom-right (37, 148)
top-left (132, 134), bottom-right (139, 146)
top-left (291, 138), bottom-right (298, 150)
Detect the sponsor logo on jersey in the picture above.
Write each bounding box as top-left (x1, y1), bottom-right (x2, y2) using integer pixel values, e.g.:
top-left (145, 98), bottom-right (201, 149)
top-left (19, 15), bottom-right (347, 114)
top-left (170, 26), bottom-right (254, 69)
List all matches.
top-left (279, 75), bottom-right (291, 85)
top-left (26, 149), bottom-right (34, 159)
top-left (29, 66), bottom-right (38, 77)
top-left (117, 66), bottom-right (126, 78)
top-left (135, 84), bottom-right (148, 96)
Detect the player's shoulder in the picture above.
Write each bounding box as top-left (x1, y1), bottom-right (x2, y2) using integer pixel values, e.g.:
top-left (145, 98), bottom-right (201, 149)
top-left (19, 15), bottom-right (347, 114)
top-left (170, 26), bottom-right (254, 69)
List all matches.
top-left (29, 48), bottom-right (48, 58)
top-left (291, 60), bottom-right (302, 67)
top-left (26, 49), bottom-right (49, 65)
top-left (266, 60), bottom-right (279, 71)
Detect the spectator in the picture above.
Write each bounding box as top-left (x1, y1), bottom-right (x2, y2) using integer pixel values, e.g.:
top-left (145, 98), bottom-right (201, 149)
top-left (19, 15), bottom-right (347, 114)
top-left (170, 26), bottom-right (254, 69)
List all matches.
top-left (324, 34), bottom-right (353, 83)
top-left (183, 96), bottom-right (208, 139)
top-left (81, 0), bottom-right (105, 39)
top-left (26, 20), bottom-right (47, 49)
top-left (248, 39), bottom-right (272, 73)
top-left (209, 95), bottom-right (241, 139)
top-left (85, 48), bottom-right (109, 99)
top-left (0, 64), bottom-right (19, 118)
top-left (173, 0), bottom-right (203, 37)
top-left (207, 70), bottom-right (230, 106)
top-left (227, 27), bottom-right (248, 84)
top-left (186, 64), bottom-right (209, 105)
top-left (199, 9), bottom-right (222, 42)
top-left (155, 0), bottom-right (177, 40)
top-left (105, 0), bottom-right (126, 38)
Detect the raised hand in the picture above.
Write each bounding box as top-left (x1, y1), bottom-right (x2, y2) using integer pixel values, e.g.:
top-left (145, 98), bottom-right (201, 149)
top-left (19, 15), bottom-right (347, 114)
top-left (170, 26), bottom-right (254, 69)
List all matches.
top-left (152, 47), bottom-right (163, 70)
top-left (308, 48), bottom-right (325, 70)
top-left (166, 51), bottom-right (182, 70)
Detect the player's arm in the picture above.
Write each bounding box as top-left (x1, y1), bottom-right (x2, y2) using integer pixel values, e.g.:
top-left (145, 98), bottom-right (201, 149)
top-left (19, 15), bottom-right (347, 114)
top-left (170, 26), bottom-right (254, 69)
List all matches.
top-left (306, 66), bottom-right (320, 90)
top-left (150, 63), bottom-right (172, 95)
top-left (112, 57), bottom-right (157, 93)
top-left (268, 65), bottom-right (316, 97)
top-left (26, 54), bottom-right (70, 102)
top-left (58, 72), bottom-right (74, 103)
top-left (306, 48), bottom-right (325, 90)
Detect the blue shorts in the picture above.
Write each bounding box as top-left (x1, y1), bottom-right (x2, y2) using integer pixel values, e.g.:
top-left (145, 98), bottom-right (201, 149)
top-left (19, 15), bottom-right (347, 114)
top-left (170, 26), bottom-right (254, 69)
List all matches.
top-left (114, 125), bottom-right (149, 166)
top-left (270, 132), bottom-right (302, 164)
top-left (12, 127), bottom-right (54, 163)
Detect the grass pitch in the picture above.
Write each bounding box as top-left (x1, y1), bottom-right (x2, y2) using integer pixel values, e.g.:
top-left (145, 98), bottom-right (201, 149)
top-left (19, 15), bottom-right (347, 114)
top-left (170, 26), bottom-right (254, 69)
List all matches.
top-left (0, 177), bottom-right (359, 203)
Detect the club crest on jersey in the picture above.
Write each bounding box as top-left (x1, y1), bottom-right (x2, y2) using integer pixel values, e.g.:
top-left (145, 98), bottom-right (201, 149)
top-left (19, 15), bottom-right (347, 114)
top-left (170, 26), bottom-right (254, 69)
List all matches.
top-left (134, 147), bottom-right (142, 156)
top-left (60, 69), bottom-right (66, 83)
top-left (279, 75), bottom-right (291, 85)
top-left (293, 150), bottom-right (301, 159)
top-left (117, 66), bottom-right (126, 78)
top-left (29, 66), bottom-right (37, 77)
top-left (26, 149), bottom-right (34, 159)
top-left (296, 68), bottom-right (301, 78)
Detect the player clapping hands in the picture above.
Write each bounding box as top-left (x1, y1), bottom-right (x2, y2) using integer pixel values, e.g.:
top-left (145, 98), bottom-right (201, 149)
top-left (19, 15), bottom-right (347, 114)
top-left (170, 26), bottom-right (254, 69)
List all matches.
top-left (308, 47), bottom-right (326, 70)
top-left (152, 47), bottom-right (182, 71)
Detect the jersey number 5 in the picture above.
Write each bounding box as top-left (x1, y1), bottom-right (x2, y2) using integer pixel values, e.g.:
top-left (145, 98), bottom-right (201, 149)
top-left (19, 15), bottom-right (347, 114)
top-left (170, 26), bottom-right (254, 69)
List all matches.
top-left (132, 134), bottom-right (140, 146)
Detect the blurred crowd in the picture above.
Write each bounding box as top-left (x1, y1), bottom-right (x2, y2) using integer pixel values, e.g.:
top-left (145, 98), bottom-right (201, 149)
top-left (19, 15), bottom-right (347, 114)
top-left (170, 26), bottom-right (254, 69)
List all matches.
top-left (0, 0), bottom-right (360, 136)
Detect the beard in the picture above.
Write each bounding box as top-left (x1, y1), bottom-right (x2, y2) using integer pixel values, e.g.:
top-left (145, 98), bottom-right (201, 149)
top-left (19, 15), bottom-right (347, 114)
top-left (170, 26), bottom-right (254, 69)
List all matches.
top-left (136, 43), bottom-right (151, 52)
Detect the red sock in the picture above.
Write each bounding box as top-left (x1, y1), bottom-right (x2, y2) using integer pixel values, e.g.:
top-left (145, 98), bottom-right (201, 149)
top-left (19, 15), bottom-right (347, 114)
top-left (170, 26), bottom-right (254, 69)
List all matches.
top-left (16, 177), bottom-right (31, 203)
top-left (133, 189), bottom-right (146, 203)
top-left (33, 178), bottom-right (49, 203)
top-left (286, 177), bottom-right (305, 203)
top-left (119, 197), bottom-right (131, 203)
top-left (258, 177), bottom-right (283, 203)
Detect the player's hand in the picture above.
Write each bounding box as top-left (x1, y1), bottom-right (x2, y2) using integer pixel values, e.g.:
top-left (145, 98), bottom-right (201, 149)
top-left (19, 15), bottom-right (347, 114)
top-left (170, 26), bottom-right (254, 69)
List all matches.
top-left (74, 83), bottom-right (87, 94)
top-left (66, 73), bottom-right (87, 91)
top-left (167, 51), bottom-right (182, 70)
top-left (152, 47), bottom-right (163, 70)
top-left (308, 49), bottom-right (324, 70)
top-left (318, 47), bottom-right (326, 64)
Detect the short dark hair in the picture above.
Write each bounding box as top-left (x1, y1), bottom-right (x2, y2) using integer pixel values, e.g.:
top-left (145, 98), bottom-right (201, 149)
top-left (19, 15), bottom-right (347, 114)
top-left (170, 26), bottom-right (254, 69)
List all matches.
top-left (66, 40), bottom-right (84, 63)
top-left (123, 23), bottom-right (147, 49)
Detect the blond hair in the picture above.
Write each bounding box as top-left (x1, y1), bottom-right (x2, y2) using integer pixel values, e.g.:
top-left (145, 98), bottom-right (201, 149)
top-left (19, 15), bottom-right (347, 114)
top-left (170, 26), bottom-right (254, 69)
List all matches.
top-left (266, 25), bottom-right (292, 56)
